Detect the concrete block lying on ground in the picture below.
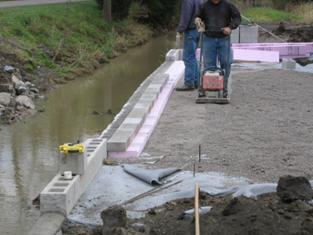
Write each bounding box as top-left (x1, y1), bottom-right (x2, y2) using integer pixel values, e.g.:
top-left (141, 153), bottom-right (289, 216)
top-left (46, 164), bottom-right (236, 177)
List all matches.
top-left (40, 138), bottom-right (107, 216)
top-left (281, 58), bottom-right (296, 70)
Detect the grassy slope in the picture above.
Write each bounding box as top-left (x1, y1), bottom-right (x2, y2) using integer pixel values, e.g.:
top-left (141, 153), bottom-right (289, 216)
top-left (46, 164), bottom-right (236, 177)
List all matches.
top-left (0, 0), bottom-right (152, 78)
top-left (243, 7), bottom-right (302, 23)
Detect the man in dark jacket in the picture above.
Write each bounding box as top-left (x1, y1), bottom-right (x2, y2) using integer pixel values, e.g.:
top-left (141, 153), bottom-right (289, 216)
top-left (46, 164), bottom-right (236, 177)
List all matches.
top-left (176, 0), bottom-right (203, 91)
top-left (196, 0), bottom-right (241, 98)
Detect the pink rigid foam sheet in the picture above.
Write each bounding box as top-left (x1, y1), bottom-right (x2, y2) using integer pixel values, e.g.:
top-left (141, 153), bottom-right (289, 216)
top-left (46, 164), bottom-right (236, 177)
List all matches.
top-left (233, 48), bottom-right (280, 63)
top-left (232, 43), bottom-right (313, 59)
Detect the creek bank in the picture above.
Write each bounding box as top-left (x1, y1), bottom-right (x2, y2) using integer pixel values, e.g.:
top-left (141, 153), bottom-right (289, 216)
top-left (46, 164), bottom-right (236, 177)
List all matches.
top-left (0, 64), bottom-right (42, 124)
top-left (0, 0), bottom-right (168, 125)
top-left (0, 27), bottom-right (168, 125)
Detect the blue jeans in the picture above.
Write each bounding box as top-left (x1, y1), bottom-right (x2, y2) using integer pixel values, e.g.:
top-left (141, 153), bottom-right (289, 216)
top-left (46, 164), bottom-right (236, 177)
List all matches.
top-left (183, 29), bottom-right (200, 87)
top-left (203, 35), bottom-right (232, 91)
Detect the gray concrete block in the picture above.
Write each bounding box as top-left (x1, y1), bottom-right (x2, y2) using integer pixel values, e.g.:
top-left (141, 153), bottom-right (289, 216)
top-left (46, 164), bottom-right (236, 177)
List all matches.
top-left (134, 102), bottom-right (153, 112)
top-left (282, 59), bottom-right (296, 70)
top-left (166, 49), bottom-right (181, 61)
top-left (40, 139), bottom-right (107, 216)
top-left (239, 25), bottom-right (259, 43)
top-left (119, 123), bottom-right (139, 134)
top-left (78, 138), bottom-right (107, 189)
top-left (58, 152), bottom-right (86, 175)
top-left (139, 93), bottom-right (158, 102)
top-left (107, 130), bottom-right (134, 152)
top-left (123, 117), bottom-right (142, 125)
top-left (40, 175), bottom-right (79, 215)
top-left (128, 107), bottom-right (149, 120)
top-left (231, 28), bottom-right (240, 43)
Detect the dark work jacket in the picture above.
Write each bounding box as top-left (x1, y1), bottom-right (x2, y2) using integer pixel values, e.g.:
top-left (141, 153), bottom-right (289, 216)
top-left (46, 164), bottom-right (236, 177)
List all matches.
top-left (177, 0), bottom-right (203, 33)
top-left (197, 0), bottom-right (241, 37)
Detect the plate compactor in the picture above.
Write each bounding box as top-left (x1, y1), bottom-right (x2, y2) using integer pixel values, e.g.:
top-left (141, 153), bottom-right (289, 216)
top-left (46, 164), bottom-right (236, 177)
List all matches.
top-left (195, 32), bottom-right (230, 105)
top-left (196, 69), bottom-right (230, 104)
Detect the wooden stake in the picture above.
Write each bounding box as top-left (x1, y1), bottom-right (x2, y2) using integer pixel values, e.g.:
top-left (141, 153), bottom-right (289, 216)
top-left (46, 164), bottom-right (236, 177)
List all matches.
top-left (195, 183), bottom-right (200, 235)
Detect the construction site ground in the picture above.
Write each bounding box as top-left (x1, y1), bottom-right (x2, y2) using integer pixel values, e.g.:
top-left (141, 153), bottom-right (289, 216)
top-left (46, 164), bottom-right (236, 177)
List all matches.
top-left (63, 64), bottom-right (313, 235)
top-left (62, 25), bottom-right (313, 235)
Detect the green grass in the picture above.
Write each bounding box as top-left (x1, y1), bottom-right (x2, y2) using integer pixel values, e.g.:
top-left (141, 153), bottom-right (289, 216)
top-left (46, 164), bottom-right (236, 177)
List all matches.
top-left (0, 0), bottom-right (152, 78)
top-left (243, 7), bottom-right (302, 23)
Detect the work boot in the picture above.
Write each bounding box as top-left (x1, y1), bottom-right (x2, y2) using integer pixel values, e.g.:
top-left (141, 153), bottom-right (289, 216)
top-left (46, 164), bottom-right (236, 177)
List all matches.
top-left (223, 89), bottom-right (229, 99)
top-left (175, 84), bottom-right (195, 91)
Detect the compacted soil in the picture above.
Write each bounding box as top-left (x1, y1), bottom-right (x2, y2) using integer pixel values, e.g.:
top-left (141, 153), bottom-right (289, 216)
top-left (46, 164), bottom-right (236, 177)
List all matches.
top-left (144, 69), bottom-right (313, 183)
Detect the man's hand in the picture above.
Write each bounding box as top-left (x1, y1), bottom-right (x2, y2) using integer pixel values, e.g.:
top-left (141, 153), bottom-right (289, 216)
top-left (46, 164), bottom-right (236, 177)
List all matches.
top-left (176, 32), bottom-right (183, 38)
top-left (195, 17), bottom-right (205, 32)
top-left (222, 27), bottom-right (232, 35)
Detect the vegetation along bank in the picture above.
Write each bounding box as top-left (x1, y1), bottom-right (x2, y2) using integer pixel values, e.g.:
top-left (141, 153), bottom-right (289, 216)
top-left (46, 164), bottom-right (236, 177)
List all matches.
top-left (0, 0), bottom-right (178, 124)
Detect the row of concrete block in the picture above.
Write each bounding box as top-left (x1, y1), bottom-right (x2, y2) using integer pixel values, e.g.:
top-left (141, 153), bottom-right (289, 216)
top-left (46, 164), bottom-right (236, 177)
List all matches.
top-left (107, 74), bottom-right (169, 152)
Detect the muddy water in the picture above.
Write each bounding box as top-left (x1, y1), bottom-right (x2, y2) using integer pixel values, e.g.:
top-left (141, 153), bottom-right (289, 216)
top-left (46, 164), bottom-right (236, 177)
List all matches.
top-left (0, 34), bottom-right (175, 234)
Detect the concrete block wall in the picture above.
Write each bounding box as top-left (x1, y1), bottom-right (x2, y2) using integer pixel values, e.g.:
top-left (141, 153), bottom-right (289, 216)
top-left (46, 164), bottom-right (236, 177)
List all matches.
top-left (40, 138), bottom-right (107, 216)
top-left (107, 74), bottom-right (169, 152)
top-left (100, 62), bottom-right (174, 142)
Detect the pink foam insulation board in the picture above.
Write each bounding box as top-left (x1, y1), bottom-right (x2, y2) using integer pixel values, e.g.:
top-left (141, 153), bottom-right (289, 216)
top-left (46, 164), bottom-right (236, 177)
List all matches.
top-left (233, 48), bottom-right (280, 63)
top-left (232, 43), bottom-right (313, 59)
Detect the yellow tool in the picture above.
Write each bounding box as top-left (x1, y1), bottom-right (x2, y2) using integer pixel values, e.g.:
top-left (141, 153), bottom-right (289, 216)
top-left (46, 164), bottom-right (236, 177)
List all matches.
top-left (59, 143), bottom-right (85, 154)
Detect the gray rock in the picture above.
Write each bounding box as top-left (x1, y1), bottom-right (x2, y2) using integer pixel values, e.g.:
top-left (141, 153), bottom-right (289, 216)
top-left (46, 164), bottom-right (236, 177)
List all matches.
top-left (0, 104), bottom-right (4, 114)
top-left (16, 105), bottom-right (26, 111)
top-left (25, 81), bottom-right (34, 87)
top-left (16, 85), bottom-right (28, 95)
top-left (11, 74), bottom-right (25, 88)
top-left (0, 92), bottom-right (11, 106)
top-left (131, 223), bottom-right (145, 233)
top-left (30, 87), bottom-right (39, 94)
top-left (101, 206), bottom-right (127, 235)
top-left (0, 83), bottom-right (14, 93)
top-left (4, 65), bottom-right (15, 73)
top-left (277, 175), bottom-right (313, 203)
top-left (15, 95), bottom-right (35, 109)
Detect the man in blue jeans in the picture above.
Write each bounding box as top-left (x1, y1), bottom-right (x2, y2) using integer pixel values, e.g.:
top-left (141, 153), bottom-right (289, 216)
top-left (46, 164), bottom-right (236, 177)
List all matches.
top-left (195, 0), bottom-right (241, 98)
top-left (176, 0), bottom-right (203, 91)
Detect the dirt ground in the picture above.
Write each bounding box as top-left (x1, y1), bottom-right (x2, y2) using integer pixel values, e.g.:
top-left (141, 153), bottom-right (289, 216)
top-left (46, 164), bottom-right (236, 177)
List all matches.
top-left (143, 69), bottom-right (313, 183)
top-left (63, 191), bottom-right (313, 235)
top-left (143, 193), bottom-right (313, 235)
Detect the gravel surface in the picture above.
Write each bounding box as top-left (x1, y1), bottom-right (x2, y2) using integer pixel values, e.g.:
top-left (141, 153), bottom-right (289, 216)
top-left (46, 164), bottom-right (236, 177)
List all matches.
top-left (143, 68), bottom-right (313, 183)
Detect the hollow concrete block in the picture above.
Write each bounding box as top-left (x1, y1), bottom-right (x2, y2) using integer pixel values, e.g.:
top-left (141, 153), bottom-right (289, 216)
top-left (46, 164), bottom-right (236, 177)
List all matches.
top-left (40, 138), bottom-right (107, 216)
